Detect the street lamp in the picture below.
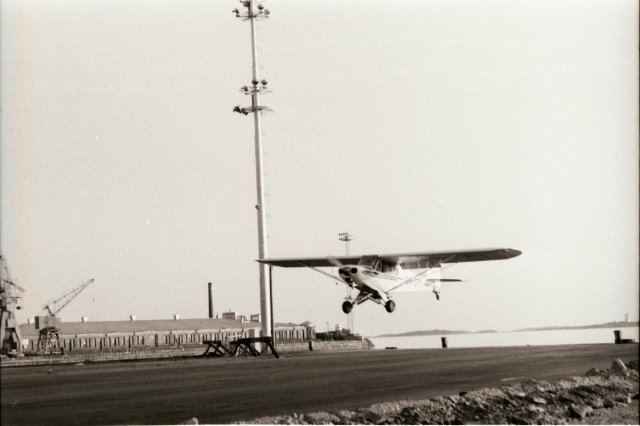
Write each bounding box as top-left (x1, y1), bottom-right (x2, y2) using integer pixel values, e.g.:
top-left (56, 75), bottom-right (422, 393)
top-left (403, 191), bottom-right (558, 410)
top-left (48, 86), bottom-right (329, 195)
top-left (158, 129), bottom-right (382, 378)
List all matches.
top-left (233, 0), bottom-right (273, 344)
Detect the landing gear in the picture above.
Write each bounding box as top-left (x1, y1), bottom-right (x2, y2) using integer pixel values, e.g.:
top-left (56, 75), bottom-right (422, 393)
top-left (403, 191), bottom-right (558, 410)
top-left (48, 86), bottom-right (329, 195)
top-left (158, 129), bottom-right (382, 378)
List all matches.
top-left (434, 291), bottom-right (440, 301)
top-left (342, 301), bottom-right (353, 314)
top-left (385, 300), bottom-right (396, 313)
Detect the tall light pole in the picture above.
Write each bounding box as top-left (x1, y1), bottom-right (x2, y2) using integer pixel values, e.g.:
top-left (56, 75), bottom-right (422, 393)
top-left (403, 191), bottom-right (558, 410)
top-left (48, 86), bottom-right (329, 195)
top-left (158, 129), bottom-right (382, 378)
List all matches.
top-left (233, 0), bottom-right (272, 341)
top-left (338, 233), bottom-right (354, 333)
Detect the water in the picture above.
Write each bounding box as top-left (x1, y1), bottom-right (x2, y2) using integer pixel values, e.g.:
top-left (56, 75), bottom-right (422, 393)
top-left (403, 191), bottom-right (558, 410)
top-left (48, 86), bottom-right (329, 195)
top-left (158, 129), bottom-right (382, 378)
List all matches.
top-left (368, 326), bottom-right (639, 349)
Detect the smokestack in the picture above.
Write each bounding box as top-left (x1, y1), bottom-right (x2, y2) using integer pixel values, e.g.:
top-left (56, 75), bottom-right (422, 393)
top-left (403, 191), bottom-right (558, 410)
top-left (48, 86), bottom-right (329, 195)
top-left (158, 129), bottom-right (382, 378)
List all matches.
top-left (208, 282), bottom-right (213, 318)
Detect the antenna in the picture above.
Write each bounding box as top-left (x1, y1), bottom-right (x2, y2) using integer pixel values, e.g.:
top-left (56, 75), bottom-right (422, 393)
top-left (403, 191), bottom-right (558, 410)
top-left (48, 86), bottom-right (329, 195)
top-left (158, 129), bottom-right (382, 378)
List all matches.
top-left (233, 0), bottom-right (273, 341)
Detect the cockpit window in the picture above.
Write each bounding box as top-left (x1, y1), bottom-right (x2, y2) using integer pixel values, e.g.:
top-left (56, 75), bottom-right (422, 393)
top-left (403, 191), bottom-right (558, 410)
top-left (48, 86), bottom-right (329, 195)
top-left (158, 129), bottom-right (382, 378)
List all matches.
top-left (380, 261), bottom-right (398, 273)
top-left (358, 256), bottom-right (380, 270)
top-left (358, 256), bottom-right (398, 273)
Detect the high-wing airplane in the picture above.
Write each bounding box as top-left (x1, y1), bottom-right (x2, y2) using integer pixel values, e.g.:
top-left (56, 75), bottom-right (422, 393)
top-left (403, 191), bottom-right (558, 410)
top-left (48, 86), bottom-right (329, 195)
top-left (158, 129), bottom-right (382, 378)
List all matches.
top-left (258, 248), bottom-right (521, 314)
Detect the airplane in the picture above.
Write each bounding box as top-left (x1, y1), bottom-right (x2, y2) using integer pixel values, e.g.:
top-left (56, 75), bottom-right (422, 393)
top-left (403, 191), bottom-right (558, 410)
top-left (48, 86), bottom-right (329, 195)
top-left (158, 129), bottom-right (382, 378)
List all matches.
top-left (258, 248), bottom-right (521, 314)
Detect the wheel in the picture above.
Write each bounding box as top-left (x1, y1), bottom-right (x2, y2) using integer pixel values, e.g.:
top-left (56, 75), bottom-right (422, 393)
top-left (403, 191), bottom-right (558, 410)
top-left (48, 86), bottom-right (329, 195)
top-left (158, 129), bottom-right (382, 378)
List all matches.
top-left (385, 300), bottom-right (396, 313)
top-left (342, 301), bottom-right (353, 314)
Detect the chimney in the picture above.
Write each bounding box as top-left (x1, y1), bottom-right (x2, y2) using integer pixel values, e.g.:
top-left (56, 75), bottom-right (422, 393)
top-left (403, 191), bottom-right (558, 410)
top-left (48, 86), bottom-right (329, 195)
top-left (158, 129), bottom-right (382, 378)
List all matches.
top-left (208, 282), bottom-right (213, 318)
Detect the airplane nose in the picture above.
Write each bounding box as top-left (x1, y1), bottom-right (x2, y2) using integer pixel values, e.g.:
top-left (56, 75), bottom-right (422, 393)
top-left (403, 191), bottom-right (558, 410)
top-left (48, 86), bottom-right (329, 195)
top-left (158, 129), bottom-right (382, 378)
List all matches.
top-left (338, 268), bottom-right (353, 284)
top-left (340, 267), bottom-right (358, 275)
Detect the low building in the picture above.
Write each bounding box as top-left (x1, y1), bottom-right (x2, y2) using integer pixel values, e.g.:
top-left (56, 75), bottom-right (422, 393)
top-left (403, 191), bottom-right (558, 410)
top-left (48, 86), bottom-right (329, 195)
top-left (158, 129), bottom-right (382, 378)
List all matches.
top-left (315, 327), bottom-right (362, 341)
top-left (274, 322), bottom-right (308, 341)
top-left (19, 317), bottom-right (316, 354)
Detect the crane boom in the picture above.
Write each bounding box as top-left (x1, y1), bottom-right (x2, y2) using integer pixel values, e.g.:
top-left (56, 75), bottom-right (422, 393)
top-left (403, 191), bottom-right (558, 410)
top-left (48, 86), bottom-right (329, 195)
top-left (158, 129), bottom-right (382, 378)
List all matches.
top-left (43, 278), bottom-right (95, 317)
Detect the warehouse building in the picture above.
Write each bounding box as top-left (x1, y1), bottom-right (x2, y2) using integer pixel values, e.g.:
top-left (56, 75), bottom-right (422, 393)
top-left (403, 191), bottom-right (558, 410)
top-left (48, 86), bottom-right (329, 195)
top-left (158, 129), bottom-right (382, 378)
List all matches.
top-left (18, 316), bottom-right (314, 354)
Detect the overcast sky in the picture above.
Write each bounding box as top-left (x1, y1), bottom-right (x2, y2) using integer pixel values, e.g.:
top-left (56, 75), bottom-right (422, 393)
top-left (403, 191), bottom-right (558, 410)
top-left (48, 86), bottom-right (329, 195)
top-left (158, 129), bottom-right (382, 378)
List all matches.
top-left (1, 0), bottom-right (638, 337)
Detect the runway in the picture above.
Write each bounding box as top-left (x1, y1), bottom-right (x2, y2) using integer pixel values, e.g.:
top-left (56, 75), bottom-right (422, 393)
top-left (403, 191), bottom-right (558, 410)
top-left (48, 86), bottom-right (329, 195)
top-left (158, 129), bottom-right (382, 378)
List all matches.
top-left (1, 343), bottom-right (637, 425)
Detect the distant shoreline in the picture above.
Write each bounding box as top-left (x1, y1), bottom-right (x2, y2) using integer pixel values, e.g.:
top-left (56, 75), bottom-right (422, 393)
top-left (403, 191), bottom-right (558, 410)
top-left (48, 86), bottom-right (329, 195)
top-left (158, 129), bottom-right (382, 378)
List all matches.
top-left (375, 321), bottom-right (639, 338)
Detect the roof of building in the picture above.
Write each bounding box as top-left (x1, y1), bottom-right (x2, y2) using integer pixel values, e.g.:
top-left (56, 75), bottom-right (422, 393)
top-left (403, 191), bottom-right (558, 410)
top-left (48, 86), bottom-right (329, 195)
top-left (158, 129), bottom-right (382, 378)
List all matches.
top-left (19, 317), bottom-right (261, 337)
top-left (275, 322), bottom-right (307, 329)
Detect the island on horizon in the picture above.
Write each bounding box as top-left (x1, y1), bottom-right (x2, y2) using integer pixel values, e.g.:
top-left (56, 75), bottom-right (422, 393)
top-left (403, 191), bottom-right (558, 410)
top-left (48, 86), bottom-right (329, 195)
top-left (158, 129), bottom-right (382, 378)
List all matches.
top-left (375, 320), bottom-right (639, 338)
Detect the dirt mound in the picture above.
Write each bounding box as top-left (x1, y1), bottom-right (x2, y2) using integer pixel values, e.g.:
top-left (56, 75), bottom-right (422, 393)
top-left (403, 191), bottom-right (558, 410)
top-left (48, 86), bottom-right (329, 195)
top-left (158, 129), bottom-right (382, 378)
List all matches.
top-left (240, 358), bottom-right (639, 425)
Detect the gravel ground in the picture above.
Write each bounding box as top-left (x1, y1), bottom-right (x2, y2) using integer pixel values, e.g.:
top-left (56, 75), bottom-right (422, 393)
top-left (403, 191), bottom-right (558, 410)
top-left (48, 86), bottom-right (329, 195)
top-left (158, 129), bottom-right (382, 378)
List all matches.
top-left (568, 400), bottom-right (639, 425)
top-left (240, 359), bottom-right (639, 425)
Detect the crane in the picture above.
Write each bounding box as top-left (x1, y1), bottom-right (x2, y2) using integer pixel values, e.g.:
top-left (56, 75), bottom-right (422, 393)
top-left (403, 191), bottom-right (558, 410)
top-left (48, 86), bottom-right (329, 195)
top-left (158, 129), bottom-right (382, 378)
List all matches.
top-left (36, 278), bottom-right (95, 354)
top-left (43, 278), bottom-right (95, 317)
top-left (1, 255), bottom-right (24, 356)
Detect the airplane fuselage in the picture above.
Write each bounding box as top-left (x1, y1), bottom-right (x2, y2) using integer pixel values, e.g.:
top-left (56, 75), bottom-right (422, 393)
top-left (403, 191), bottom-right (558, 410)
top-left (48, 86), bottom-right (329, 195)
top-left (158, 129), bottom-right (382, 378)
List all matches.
top-left (338, 264), bottom-right (435, 297)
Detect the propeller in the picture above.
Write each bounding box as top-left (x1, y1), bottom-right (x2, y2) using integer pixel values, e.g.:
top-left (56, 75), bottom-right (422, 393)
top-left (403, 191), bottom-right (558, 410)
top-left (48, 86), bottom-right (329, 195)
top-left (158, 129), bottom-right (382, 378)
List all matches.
top-left (327, 256), bottom-right (351, 280)
top-left (5, 280), bottom-right (25, 293)
top-left (327, 256), bottom-right (356, 299)
top-left (327, 256), bottom-right (344, 268)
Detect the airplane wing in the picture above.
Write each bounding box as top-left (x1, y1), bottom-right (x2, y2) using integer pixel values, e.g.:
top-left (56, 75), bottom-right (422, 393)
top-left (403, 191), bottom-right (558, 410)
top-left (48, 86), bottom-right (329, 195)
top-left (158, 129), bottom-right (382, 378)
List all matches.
top-left (256, 255), bottom-right (362, 268)
top-left (382, 248), bottom-right (521, 269)
top-left (258, 248), bottom-right (520, 269)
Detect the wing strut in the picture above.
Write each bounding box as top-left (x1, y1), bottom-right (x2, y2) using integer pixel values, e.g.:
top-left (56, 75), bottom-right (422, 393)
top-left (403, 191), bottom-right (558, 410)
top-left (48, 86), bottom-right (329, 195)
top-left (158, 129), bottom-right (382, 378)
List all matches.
top-left (297, 262), bottom-right (350, 286)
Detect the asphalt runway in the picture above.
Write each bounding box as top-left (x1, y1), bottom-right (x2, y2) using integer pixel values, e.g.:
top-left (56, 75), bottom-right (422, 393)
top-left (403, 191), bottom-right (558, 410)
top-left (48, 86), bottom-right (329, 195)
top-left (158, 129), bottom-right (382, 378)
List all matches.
top-left (1, 343), bottom-right (637, 425)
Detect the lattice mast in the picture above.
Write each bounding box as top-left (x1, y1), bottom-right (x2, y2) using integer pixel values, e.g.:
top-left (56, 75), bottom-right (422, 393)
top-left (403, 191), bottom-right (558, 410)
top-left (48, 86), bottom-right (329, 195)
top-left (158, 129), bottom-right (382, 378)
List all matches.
top-left (233, 0), bottom-right (273, 340)
top-left (1, 255), bottom-right (24, 356)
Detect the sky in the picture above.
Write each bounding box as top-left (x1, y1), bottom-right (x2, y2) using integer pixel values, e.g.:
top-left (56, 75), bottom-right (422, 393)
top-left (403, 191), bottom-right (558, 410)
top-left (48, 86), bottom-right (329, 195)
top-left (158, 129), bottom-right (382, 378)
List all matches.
top-left (1, 0), bottom-right (638, 337)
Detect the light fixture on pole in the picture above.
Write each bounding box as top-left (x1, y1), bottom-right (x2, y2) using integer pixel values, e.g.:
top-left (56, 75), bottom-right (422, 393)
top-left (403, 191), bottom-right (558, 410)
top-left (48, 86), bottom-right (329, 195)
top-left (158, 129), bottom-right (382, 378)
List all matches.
top-left (338, 232), bottom-right (354, 256)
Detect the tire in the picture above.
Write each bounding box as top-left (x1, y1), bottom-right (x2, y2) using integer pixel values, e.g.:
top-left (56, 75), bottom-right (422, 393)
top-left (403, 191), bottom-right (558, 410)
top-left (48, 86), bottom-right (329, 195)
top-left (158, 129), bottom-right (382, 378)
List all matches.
top-left (385, 300), bottom-right (396, 313)
top-left (342, 301), bottom-right (353, 314)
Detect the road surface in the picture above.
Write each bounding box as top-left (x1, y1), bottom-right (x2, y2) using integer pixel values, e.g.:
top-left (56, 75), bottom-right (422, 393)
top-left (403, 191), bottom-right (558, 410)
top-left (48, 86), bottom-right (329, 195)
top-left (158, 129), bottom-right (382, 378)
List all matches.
top-left (1, 344), bottom-right (637, 425)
